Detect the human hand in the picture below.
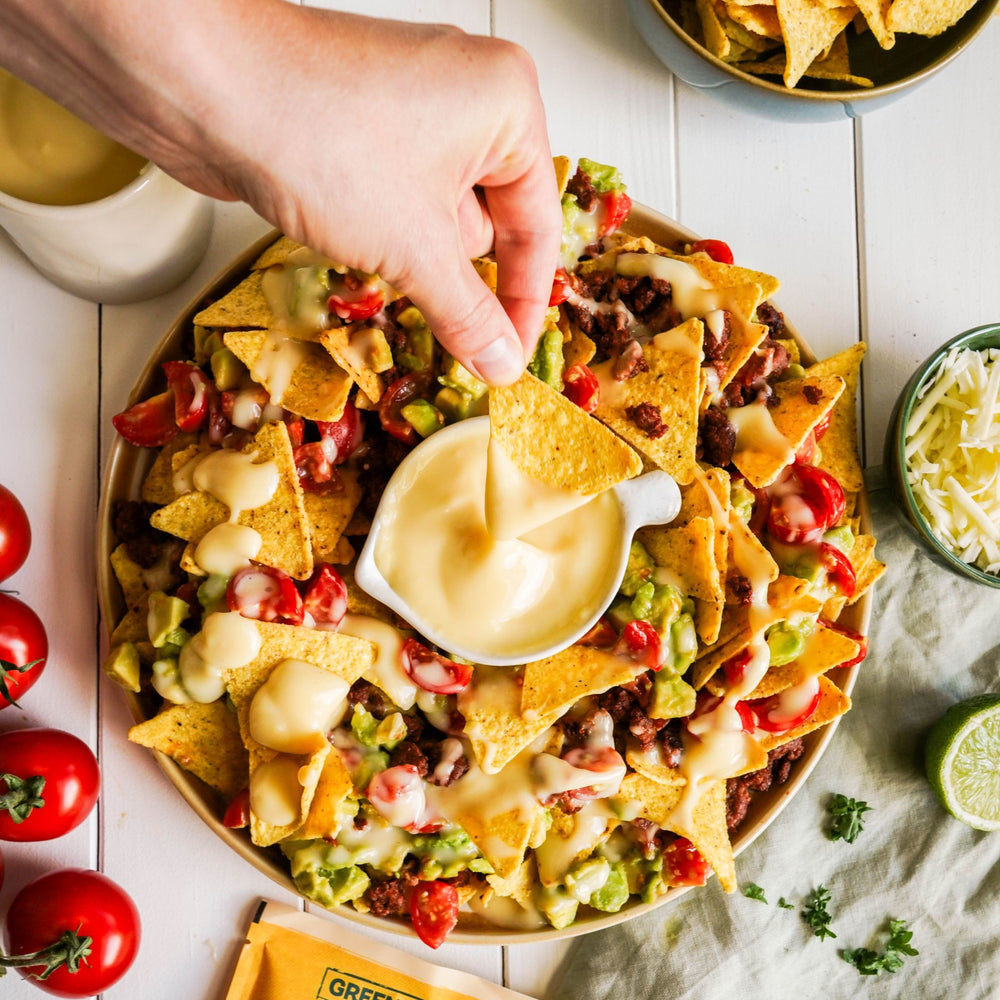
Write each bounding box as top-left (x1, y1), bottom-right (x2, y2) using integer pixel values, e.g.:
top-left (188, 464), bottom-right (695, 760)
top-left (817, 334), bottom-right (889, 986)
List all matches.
top-left (166, 6), bottom-right (562, 384)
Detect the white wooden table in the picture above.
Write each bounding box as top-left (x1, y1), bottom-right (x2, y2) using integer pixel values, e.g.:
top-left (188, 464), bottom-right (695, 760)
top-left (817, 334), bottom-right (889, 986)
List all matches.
top-left (1, 2), bottom-right (998, 997)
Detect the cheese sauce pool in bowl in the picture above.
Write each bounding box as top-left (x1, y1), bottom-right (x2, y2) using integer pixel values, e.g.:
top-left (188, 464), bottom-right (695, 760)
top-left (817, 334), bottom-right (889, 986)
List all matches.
top-left (885, 323), bottom-right (1000, 588)
top-left (356, 416), bottom-right (681, 665)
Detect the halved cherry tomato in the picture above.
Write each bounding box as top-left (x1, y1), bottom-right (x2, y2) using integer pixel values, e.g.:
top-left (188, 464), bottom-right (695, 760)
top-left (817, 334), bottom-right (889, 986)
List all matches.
top-left (819, 618), bottom-right (868, 670)
top-left (613, 619), bottom-right (663, 671)
top-left (0, 484), bottom-right (30, 583)
top-left (316, 398), bottom-right (364, 464)
top-left (746, 678), bottom-right (822, 734)
top-left (379, 374), bottom-right (429, 445)
top-left (2, 868), bottom-right (140, 996)
top-left (692, 692), bottom-right (756, 734)
top-left (111, 390), bottom-right (179, 448)
top-left (819, 542), bottom-right (856, 599)
top-left (293, 441), bottom-right (335, 490)
top-left (409, 880), bottom-right (459, 950)
top-left (328, 287), bottom-right (385, 323)
top-left (162, 360), bottom-right (210, 432)
top-left (663, 837), bottom-right (709, 886)
top-left (722, 648), bottom-right (753, 687)
top-left (795, 430), bottom-right (818, 464)
top-left (598, 189), bottom-right (632, 237)
top-left (226, 565), bottom-right (305, 625)
top-left (366, 764), bottom-right (428, 831)
top-left (400, 639), bottom-right (473, 694)
top-left (284, 417), bottom-right (306, 448)
top-left (0, 594), bottom-right (48, 709)
top-left (0, 729), bottom-right (100, 842)
top-left (302, 564), bottom-right (348, 629)
top-left (766, 462), bottom-right (846, 545)
top-left (576, 617), bottom-right (617, 648)
top-left (562, 363), bottom-right (600, 413)
top-left (689, 239), bottom-right (734, 265)
top-left (221, 387), bottom-right (271, 431)
top-left (813, 410), bottom-right (832, 442)
top-left (549, 267), bottom-right (572, 307)
top-left (222, 787), bottom-right (250, 829)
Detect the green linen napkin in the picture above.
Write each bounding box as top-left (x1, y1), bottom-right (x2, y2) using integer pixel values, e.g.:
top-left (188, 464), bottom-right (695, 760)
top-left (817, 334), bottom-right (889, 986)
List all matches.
top-left (550, 488), bottom-right (1000, 1000)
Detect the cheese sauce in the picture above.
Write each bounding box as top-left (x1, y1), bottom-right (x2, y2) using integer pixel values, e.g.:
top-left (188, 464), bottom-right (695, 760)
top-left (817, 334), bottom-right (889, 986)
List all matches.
top-left (373, 419), bottom-right (623, 661)
top-left (0, 69), bottom-right (146, 205)
top-left (178, 611), bottom-right (262, 702)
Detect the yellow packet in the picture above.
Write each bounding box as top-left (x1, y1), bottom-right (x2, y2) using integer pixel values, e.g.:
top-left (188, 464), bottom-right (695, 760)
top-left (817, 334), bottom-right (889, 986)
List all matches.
top-left (225, 900), bottom-right (535, 1000)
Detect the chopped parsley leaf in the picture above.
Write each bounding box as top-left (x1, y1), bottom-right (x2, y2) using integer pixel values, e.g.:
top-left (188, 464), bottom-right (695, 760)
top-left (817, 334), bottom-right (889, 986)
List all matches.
top-left (828, 793), bottom-right (872, 844)
top-left (802, 885), bottom-right (837, 941)
top-left (777, 897), bottom-right (794, 910)
top-left (743, 883), bottom-right (768, 904)
top-left (842, 919), bottom-right (918, 976)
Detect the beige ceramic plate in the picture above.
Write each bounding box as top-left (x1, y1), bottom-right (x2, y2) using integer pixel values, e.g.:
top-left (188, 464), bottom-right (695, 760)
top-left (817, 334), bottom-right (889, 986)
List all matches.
top-left (97, 205), bottom-right (872, 944)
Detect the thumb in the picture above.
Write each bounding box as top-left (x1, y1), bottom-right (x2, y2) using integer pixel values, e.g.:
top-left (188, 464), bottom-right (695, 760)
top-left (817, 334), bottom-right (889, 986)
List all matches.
top-left (409, 255), bottom-right (528, 386)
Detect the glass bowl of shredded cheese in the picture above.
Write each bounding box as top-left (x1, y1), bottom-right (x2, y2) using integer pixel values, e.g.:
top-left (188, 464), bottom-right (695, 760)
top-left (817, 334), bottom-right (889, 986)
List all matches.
top-left (886, 324), bottom-right (1000, 587)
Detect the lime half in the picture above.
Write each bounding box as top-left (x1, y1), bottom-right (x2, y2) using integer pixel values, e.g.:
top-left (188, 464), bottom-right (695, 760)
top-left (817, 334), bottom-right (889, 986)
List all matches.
top-left (925, 694), bottom-right (1000, 832)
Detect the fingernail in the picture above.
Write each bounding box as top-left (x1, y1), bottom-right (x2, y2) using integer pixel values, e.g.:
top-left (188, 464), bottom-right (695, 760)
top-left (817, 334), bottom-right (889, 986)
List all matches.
top-left (469, 337), bottom-right (524, 385)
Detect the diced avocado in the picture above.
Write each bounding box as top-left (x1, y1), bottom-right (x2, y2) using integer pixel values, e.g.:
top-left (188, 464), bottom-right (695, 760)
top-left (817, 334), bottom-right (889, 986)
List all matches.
top-left (104, 642), bottom-right (141, 693)
top-left (289, 265), bottom-right (330, 320)
top-left (640, 859), bottom-right (669, 904)
top-left (765, 616), bottom-right (815, 667)
top-left (606, 596), bottom-right (636, 631)
top-left (150, 656), bottom-right (190, 704)
top-left (197, 573), bottom-right (229, 613)
top-left (771, 539), bottom-right (820, 582)
top-left (648, 669), bottom-right (697, 721)
top-left (620, 540), bottom-right (656, 597)
top-left (538, 886), bottom-right (579, 930)
top-left (668, 613), bottom-right (698, 674)
top-left (565, 858), bottom-right (611, 904)
top-left (410, 826), bottom-right (488, 878)
top-left (561, 193), bottom-right (582, 236)
top-left (439, 355), bottom-right (488, 399)
top-left (396, 306), bottom-right (435, 372)
top-left (578, 157), bottom-right (624, 194)
top-left (434, 386), bottom-right (473, 423)
top-left (781, 362), bottom-right (807, 381)
top-left (350, 747), bottom-right (390, 792)
top-left (147, 590), bottom-right (191, 648)
top-left (401, 399), bottom-right (445, 438)
top-left (210, 347), bottom-right (246, 391)
top-left (589, 861), bottom-right (629, 913)
top-left (528, 324), bottom-right (564, 391)
top-left (365, 327), bottom-right (395, 373)
top-left (730, 479), bottom-right (756, 525)
top-left (823, 524), bottom-right (853, 555)
top-left (193, 325), bottom-right (214, 364)
top-left (294, 863), bottom-right (370, 908)
top-left (156, 627), bottom-right (191, 660)
top-left (630, 582), bottom-right (684, 633)
top-left (350, 705), bottom-right (407, 750)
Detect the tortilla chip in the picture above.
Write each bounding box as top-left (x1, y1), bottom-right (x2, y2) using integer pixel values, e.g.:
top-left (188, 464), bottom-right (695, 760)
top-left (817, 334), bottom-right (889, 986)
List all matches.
top-left (111, 599), bottom-right (150, 647)
top-left (249, 744), bottom-right (329, 847)
top-left (561, 313), bottom-right (596, 368)
top-left (328, 536), bottom-right (355, 565)
top-left (756, 674), bottom-right (851, 753)
top-left (698, 0), bottom-right (733, 56)
top-left (774, 0), bottom-right (856, 87)
top-left (319, 325), bottom-right (391, 403)
top-left (638, 517), bottom-right (721, 602)
top-left (626, 743), bottom-right (687, 786)
top-left (886, 0), bottom-right (978, 36)
top-left (535, 807), bottom-right (618, 888)
top-left (302, 468), bottom-right (362, 565)
top-left (489, 372), bottom-right (643, 495)
top-left (691, 625), bottom-right (752, 690)
top-left (296, 746), bottom-right (354, 840)
top-left (224, 330), bottom-right (352, 423)
top-left (808, 342), bottom-right (866, 492)
top-left (593, 318), bottom-right (703, 485)
top-left (846, 532), bottom-right (886, 604)
top-left (472, 257), bottom-right (498, 295)
top-left (617, 774), bottom-right (736, 892)
top-left (194, 271), bottom-right (272, 329)
top-left (128, 700), bottom-right (248, 800)
top-left (488, 855), bottom-right (539, 907)
top-left (110, 544), bottom-right (152, 609)
top-left (727, 512), bottom-right (780, 601)
top-left (252, 235), bottom-right (304, 271)
top-left (141, 433), bottom-right (198, 504)
top-left (458, 665), bottom-right (562, 774)
top-left (522, 646), bottom-right (646, 721)
top-left (727, 3), bottom-right (783, 38)
top-left (730, 375), bottom-right (845, 488)
top-left (553, 155), bottom-right (572, 197)
top-left (150, 421), bottom-right (314, 580)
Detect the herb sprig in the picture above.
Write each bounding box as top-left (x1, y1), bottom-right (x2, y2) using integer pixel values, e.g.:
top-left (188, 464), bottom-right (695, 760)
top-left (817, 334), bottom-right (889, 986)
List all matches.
top-left (802, 885), bottom-right (837, 941)
top-left (842, 919), bottom-right (918, 976)
top-left (743, 883), bottom-right (768, 904)
top-left (828, 794), bottom-right (872, 844)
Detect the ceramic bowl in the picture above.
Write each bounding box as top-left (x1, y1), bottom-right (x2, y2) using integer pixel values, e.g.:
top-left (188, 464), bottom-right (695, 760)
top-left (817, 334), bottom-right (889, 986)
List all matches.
top-left (625, 0), bottom-right (999, 123)
top-left (98, 205), bottom-right (873, 943)
top-left (884, 323), bottom-right (1000, 589)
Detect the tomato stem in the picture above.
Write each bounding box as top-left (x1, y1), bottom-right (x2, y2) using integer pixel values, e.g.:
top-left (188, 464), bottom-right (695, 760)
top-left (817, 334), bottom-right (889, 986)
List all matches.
top-left (0, 772), bottom-right (45, 821)
top-left (0, 928), bottom-right (93, 980)
top-left (0, 657), bottom-right (42, 708)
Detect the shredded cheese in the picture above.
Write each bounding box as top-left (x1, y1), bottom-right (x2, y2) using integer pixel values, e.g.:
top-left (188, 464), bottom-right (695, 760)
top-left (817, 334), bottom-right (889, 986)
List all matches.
top-left (904, 346), bottom-right (1000, 574)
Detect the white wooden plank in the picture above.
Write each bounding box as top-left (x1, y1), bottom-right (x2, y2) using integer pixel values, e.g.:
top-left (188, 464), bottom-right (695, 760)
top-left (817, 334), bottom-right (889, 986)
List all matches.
top-left (857, 20), bottom-right (1000, 466)
top-left (496, 0), bottom-right (677, 216)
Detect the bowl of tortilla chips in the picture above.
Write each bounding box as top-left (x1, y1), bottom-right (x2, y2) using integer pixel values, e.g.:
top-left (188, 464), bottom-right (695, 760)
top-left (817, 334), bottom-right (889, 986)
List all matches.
top-left (98, 161), bottom-right (883, 945)
top-left (626, 0), bottom-right (999, 122)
